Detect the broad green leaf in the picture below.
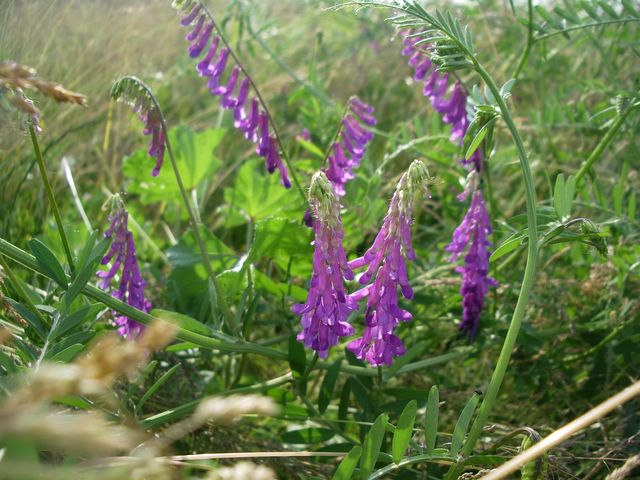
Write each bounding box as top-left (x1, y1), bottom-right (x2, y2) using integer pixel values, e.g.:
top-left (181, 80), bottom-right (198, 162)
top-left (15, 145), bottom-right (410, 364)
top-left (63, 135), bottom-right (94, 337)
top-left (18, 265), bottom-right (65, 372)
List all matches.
top-left (281, 428), bottom-right (334, 444)
top-left (318, 359), bottom-right (342, 414)
top-left (247, 217), bottom-right (313, 277)
top-left (629, 193), bottom-right (636, 221)
top-left (136, 363), bottom-right (181, 411)
top-left (360, 413), bottom-right (388, 479)
top-left (123, 126), bottom-right (225, 204)
top-left (392, 400), bottom-right (417, 464)
top-left (425, 385), bottom-right (439, 454)
top-left (333, 446), bottom-right (362, 480)
top-left (151, 308), bottom-right (210, 336)
top-left (222, 160), bottom-right (303, 226)
top-left (450, 393), bottom-right (480, 457)
top-left (29, 238), bottom-right (67, 288)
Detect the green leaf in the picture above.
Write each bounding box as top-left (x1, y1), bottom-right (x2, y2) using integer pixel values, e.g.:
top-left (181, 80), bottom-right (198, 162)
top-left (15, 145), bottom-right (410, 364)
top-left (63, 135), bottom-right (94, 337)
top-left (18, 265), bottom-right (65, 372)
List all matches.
top-left (45, 331), bottom-right (95, 359)
top-left (136, 363), bottom-right (181, 411)
top-left (319, 359), bottom-right (342, 414)
top-left (288, 334), bottom-right (307, 379)
top-left (0, 349), bottom-right (17, 373)
top-left (223, 160), bottom-right (303, 227)
top-left (490, 233), bottom-right (527, 263)
top-left (151, 308), bottom-right (210, 336)
top-left (281, 428), bottom-right (334, 444)
top-left (29, 239), bottom-right (67, 288)
top-left (553, 173), bottom-right (567, 220)
top-left (247, 217), bottom-right (313, 277)
top-left (360, 413), bottom-right (388, 479)
top-left (392, 400), bottom-right (417, 464)
top-left (49, 304), bottom-right (102, 342)
top-left (6, 299), bottom-right (47, 341)
top-left (123, 126), bottom-right (225, 204)
top-left (383, 341), bottom-right (427, 381)
top-left (68, 237), bottom-right (110, 307)
top-left (464, 122), bottom-right (491, 160)
top-left (333, 446), bottom-right (362, 480)
top-left (450, 393), bottom-right (480, 457)
top-left (628, 193), bottom-right (636, 221)
top-left (500, 78), bottom-right (516, 98)
top-left (75, 230), bottom-right (98, 273)
top-left (425, 385), bottom-right (439, 454)
top-left (50, 343), bottom-right (84, 363)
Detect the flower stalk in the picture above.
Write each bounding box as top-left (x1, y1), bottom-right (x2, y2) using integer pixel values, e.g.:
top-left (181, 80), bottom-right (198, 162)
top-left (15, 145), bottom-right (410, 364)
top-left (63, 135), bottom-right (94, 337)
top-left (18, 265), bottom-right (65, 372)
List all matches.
top-left (29, 124), bottom-right (75, 272)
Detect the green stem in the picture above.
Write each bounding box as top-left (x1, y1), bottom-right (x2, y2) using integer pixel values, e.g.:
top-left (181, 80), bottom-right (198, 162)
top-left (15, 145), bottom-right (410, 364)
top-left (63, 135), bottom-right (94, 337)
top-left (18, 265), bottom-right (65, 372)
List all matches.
top-left (29, 125), bottom-right (75, 271)
top-left (460, 62), bottom-right (539, 456)
top-left (534, 18), bottom-right (640, 42)
top-left (575, 103), bottom-right (637, 182)
top-left (512, 0), bottom-right (533, 79)
top-left (160, 115), bottom-right (236, 331)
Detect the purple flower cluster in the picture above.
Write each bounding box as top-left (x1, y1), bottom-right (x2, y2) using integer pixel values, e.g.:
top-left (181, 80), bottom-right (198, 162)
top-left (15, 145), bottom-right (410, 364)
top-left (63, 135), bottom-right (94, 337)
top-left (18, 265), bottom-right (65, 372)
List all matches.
top-left (346, 161), bottom-right (428, 366)
top-left (401, 31), bottom-right (468, 144)
top-left (293, 162), bottom-right (429, 365)
top-left (346, 195), bottom-right (414, 366)
top-left (177, 1), bottom-right (290, 188)
top-left (445, 189), bottom-right (497, 339)
top-left (97, 201), bottom-right (151, 337)
top-left (140, 110), bottom-right (165, 177)
top-left (325, 96), bottom-right (376, 196)
top-left (400, 29), bottom-right (496, 338)
top-left (292, 173), bottom-right (356, 358)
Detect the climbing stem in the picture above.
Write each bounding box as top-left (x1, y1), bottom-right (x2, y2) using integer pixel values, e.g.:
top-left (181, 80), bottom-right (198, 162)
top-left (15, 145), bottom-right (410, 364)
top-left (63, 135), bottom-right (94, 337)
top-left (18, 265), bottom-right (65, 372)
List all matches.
top-left (29, 125), bottom-right (76, 271)
top-left (459, 60), bottom-right (539, 456)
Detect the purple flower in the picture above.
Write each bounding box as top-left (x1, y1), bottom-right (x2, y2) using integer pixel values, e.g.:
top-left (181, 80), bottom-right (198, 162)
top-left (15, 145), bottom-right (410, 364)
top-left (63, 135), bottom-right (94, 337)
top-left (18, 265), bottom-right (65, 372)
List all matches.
top-left (97, 198), bottom-right (151, 337)
top-left (347, 160), bottom-right (430, 366)
top-left (445, 189), bottom-right (497, 339)
top-left (292, 172), bottom-right (356, 358)
top-left (142, 113), bottom-right (165, 177)
top-left (400, 31), bottom-right (469, 145)
top-left (176, 2), bottom-right (291, 188)
top-left (324, 96), bottom-right (376, 196)
top-left (400, 30), bottom-right (496, 338)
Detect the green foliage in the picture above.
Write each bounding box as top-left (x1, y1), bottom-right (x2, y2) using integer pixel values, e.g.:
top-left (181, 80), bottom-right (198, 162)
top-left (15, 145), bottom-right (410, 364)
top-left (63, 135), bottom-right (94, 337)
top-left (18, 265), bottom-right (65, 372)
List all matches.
top-left (123, 126), bottom-right (225, 204)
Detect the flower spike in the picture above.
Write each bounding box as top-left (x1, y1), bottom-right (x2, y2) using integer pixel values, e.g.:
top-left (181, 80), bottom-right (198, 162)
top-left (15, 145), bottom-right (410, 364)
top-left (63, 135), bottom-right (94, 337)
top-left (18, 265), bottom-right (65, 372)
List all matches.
top-left (97, 195), bottom-right (151, 337)
top-left (111, 76), bottom-right (166, 177)
top-left (324, 96), bottom-right (377, 196)
top-left (292, 172), bottom-right (356, 358)
top-left (347, 160), bottom-right (431, 366)
top-left (173, 0), bottom-right (291, 188)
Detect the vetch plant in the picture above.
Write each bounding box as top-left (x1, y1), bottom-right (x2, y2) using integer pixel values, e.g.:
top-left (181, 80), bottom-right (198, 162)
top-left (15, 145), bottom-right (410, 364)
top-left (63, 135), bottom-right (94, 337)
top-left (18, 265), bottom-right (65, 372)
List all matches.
top-left (293, 171), bottom-right (357, 359)
top-left (325, 96), bottom-right (376, 196)
top-left (347, 159), bottom-right (431, 366)
top-left (173, 0), bottom-right (295, 189)
top-left (97, 195), bottom-right (151, 337)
